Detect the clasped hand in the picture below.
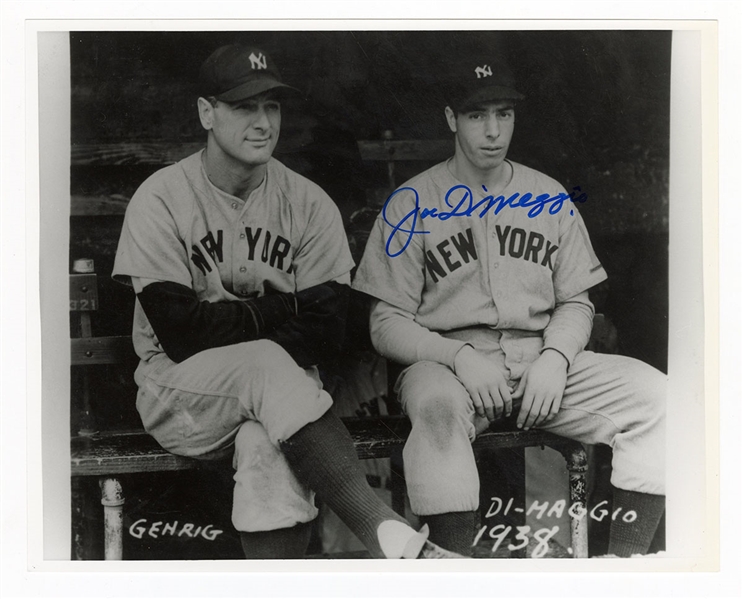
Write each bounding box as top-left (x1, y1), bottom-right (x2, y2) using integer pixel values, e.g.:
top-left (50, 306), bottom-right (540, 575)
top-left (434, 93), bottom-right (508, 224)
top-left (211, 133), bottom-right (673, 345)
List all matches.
top-left (454, 346), bottom-right (568, 430)
top-left (512, 349), bottom-right (568, 430)
top-left (453, 345), bottom-right (512, 422)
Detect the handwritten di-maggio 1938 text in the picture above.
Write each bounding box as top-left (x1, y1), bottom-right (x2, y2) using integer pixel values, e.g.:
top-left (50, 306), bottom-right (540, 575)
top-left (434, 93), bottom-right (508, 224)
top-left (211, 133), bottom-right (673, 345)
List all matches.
top-left (475, 496), bottom-right (638, 557)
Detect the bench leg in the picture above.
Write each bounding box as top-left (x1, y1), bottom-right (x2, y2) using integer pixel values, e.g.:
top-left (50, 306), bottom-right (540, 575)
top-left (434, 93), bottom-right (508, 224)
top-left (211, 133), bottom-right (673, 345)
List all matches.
top-left (557, 444), bottom-right (589, 558)
top-left (99, 477), bottom-right (125, 560)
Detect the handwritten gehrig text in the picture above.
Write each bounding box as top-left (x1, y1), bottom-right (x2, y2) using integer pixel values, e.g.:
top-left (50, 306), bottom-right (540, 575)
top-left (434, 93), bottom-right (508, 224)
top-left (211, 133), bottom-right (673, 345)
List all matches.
top-left (128, 518), bottom-right (224, 541)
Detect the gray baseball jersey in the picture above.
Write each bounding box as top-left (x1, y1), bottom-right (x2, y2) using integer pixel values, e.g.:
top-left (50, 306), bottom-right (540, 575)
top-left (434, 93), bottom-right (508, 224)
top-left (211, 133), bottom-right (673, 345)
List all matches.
top-left (352, 159), bottom-right (607, 334)
top-left (113, 150), bottom-right (354, 362)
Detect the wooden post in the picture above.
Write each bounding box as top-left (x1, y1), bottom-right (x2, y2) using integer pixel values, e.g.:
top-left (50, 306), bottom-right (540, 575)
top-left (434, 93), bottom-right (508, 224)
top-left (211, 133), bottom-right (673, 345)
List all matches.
top-left (71, 259), bottom-right (98, 436)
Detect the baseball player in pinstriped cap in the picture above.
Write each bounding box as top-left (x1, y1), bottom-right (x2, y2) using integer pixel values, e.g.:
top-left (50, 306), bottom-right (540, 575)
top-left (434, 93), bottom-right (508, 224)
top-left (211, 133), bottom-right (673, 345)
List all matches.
top-left (113, 44), bottom-right (460, 559)
top-left (353, 56), bottom-right (666, 557)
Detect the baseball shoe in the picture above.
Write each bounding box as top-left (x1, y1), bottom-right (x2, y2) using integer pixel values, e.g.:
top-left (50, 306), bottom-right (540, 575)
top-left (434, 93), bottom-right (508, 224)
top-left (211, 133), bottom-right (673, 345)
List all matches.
top-left (402, 524), bottom-right (467, 559)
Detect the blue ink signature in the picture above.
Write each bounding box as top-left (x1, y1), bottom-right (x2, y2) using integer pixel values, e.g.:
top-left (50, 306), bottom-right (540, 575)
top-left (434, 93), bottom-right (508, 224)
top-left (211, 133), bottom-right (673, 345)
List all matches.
top-left (383, 185), bottom-right (588, 257)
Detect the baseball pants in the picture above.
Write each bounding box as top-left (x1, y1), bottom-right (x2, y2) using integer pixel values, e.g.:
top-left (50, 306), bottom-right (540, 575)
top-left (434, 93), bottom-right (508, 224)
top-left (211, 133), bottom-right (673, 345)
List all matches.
top-left (133, 339), bottom-right (331, 532)
top-left (395, 328), bottom-right (666, 516)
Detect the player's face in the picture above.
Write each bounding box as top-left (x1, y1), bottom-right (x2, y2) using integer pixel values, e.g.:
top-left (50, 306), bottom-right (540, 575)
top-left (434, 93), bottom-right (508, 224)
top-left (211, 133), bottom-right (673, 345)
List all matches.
top-left (446, 101), bottom-right (515, 174)
top-left (201, 93), bottom-right (281, 167)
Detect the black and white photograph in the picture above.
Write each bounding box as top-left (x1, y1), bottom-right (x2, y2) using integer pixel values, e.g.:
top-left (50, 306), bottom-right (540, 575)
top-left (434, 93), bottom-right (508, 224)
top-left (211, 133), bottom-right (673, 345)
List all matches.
top-left (54, 27), bottom-right (674, 561)
top-left (3, 5), bottom-right (739, 597)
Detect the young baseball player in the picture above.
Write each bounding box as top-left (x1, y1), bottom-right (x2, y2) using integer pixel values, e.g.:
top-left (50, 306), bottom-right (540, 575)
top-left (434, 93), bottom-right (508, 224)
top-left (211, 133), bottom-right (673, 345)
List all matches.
top-left (112, 44), bottom-right (460, 559)
top-left (352, 56), bottom-right (666, 557)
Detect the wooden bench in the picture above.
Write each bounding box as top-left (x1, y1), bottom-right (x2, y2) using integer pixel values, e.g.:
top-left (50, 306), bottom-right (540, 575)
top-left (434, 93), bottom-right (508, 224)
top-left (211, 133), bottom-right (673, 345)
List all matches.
top-left (70, 266), bottom-right (589, 560)
top-left (69, 138), bottom-right (590, 560)
top-left (71, 421), bottom-right (588, 559)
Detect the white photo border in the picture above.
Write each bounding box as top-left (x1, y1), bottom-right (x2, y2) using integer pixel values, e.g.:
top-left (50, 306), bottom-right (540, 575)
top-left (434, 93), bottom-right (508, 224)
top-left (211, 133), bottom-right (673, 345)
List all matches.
top-left (3, 2), bottom-right (740, 598)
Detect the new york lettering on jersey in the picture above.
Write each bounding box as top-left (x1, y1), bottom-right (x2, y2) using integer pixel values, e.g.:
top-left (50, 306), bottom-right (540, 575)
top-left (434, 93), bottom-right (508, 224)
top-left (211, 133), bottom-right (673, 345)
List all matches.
top-left (423, 221), bottom-right (559, 284)
top-left (190, 227), bottom-right (294, 277)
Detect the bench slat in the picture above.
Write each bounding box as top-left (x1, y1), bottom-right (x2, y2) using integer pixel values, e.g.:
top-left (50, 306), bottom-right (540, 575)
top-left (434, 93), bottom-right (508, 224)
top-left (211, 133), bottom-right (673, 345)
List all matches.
top-left (71, 336), bottom-right (136, 365)
top-left (72, 432), bottom-right (200, 475)
top-left (72, 142), bottom-right (205, 166)
top-left (69, 139), bottom-right (454, 217)
top-left (71, 419), bottom-right (576, 476)
top-left (357, 139), bottom-right (453, 162)
top-left (71, 140), bottom-right (453, 166)
top-left (71, 194), bottom-right (130, 216)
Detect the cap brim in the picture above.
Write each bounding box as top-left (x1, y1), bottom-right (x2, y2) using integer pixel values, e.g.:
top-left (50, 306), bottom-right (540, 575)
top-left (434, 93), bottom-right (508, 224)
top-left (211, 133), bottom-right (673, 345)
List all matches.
top-left (455, 85), bottom-right (526, 108)
top-left (216, 78), bottom-right (301, 102)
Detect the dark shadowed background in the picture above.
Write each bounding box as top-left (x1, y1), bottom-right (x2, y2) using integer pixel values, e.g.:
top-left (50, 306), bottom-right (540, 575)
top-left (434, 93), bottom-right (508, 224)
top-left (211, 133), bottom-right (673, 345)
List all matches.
top-left (68, 30), bottom-right (670, 559)
top-left (70, 29), bottom-right (670, 365)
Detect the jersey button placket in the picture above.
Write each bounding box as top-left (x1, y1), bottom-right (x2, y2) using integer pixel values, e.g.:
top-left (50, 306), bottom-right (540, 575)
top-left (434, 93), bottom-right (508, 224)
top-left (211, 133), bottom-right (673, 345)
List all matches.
top-left (235, 263), bottom-right (249, 294)
top-left (234, 219), bottom-right (248, 296)
top-left (485, 212), bottom-right (501, 308)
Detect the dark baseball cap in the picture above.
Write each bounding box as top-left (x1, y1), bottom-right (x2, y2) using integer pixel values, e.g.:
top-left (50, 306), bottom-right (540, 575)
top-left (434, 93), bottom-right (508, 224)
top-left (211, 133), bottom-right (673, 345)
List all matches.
top-left (198, 44), bottom-right (300, 102)
top-left (445, 56), bottom-right (525, 110)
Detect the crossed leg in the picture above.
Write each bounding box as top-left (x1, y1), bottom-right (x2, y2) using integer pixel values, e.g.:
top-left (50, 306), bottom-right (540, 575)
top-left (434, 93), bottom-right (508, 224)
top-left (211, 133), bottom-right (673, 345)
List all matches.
top-left (134, 339), bottom-right (459, 558)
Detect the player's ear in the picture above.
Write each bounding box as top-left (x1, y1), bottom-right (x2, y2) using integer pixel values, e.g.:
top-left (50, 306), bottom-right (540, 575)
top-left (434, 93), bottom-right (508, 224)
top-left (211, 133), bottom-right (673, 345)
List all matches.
top-left (197, 97), bottom-right (215, 131)
top-left (444, 106), bottom-right (457, 133)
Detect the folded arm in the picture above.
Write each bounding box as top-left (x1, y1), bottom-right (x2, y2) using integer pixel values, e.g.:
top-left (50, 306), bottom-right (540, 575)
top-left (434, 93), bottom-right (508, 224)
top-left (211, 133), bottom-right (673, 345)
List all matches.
top-left (265, 281), bottom-right (350, 369)
top-left (135, 278), bottom-right (349, 367)
top-left (136, 279), bottom-right (298, 363)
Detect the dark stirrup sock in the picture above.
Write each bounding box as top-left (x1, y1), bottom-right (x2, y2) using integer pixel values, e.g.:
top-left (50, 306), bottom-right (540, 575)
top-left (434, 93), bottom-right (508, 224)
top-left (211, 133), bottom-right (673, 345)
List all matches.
top-left (240, 521), bottom-right (313, 559)
top-left (419, 511), bottom-right (477, 556)
top-left (280, 410), bottom-right (409, 558)
top-left (608, 488), bottom-right (666, 557)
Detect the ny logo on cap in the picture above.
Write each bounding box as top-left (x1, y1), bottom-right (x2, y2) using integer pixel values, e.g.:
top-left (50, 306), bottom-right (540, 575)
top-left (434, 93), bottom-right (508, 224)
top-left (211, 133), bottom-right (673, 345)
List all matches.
top-left (249, 52), bottom-right (268, 70)
top-left (474, 65), bottom-right (493, 79)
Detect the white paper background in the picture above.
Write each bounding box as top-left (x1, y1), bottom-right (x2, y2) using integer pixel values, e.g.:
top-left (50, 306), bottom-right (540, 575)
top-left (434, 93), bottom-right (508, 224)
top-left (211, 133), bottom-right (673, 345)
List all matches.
top-left (2, 2), bottom-right (741, 597)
